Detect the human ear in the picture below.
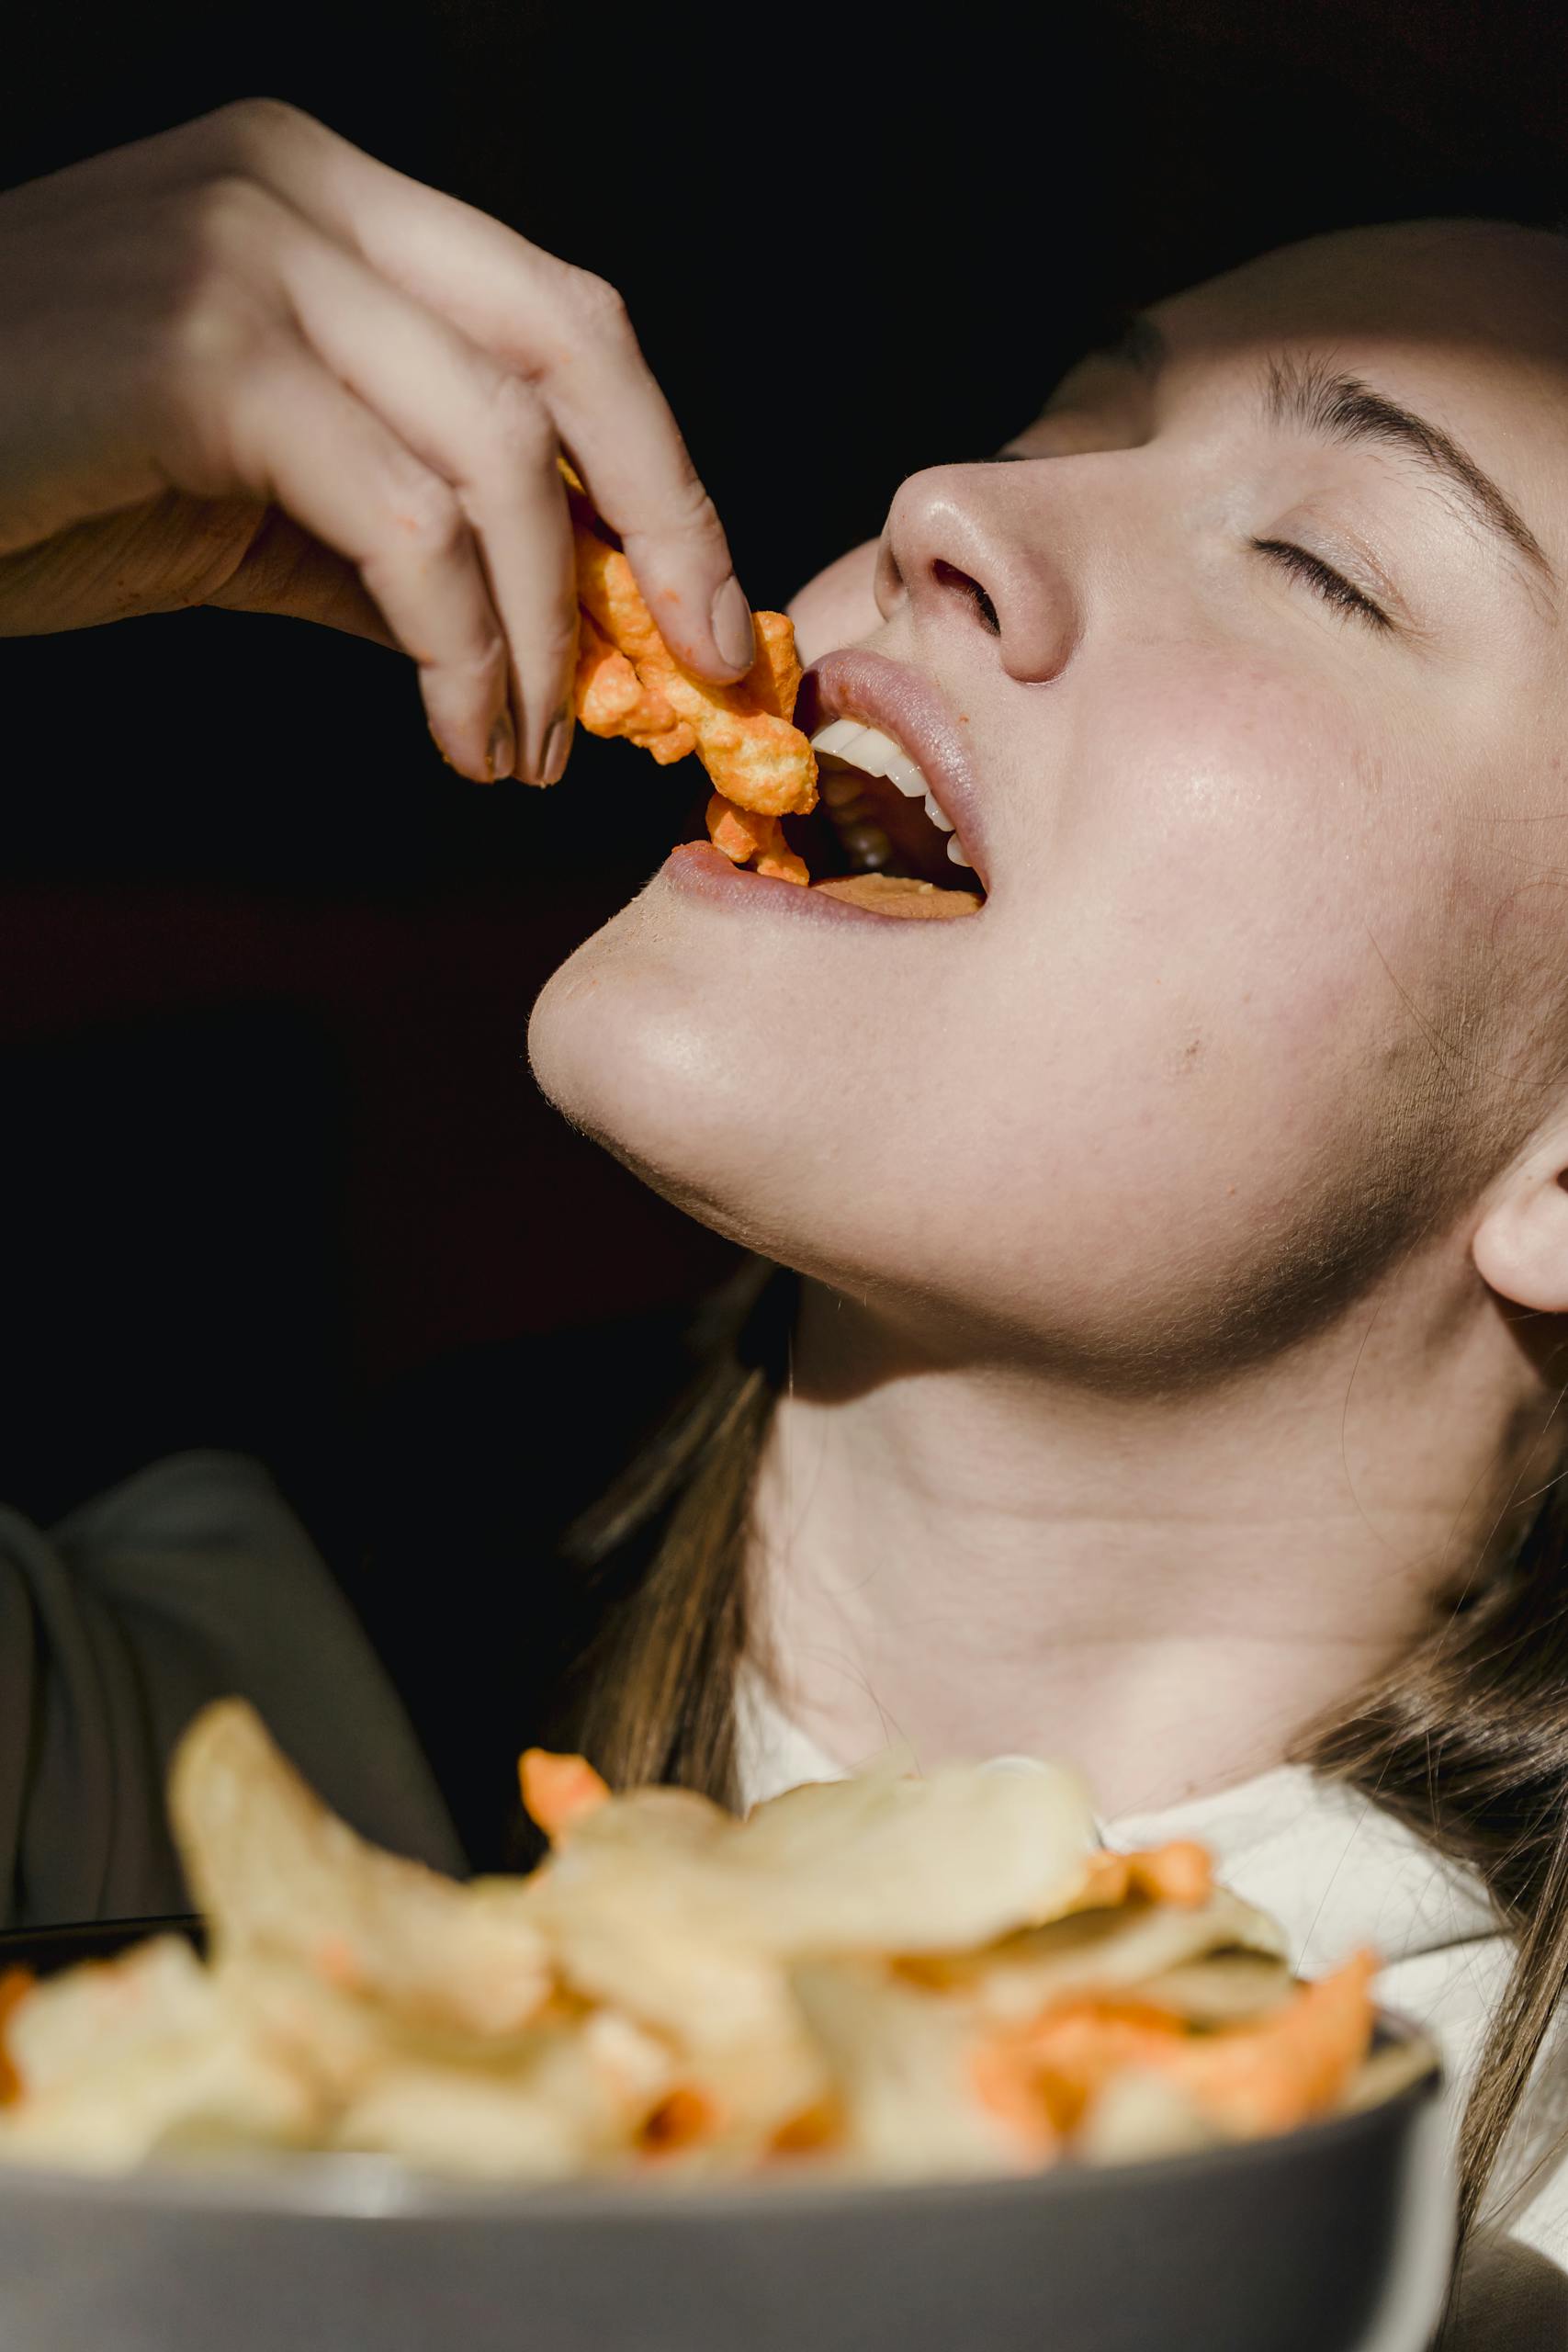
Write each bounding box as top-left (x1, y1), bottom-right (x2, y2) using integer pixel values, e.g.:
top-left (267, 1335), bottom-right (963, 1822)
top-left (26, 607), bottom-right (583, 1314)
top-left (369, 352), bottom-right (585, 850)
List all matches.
top-left (1472, 1127), bottom-right (1568, 1313)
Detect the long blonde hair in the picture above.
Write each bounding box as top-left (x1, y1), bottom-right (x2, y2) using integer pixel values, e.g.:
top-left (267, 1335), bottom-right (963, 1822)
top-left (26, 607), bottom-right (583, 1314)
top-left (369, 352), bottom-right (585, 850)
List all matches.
top-left (547, 1256), bottom-right (1568, 2286)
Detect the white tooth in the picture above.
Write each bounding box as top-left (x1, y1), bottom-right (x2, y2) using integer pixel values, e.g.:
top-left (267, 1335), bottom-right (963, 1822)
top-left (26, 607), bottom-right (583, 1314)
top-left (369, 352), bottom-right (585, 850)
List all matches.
top-left (946, 833), bottom-right (977, 871)
top-left (922, 790), bottom-right (955, 834)
top-left (809, 718), bottom-right (873, 760)
top-left (808, 718), bottom-right (929, 800)
top-left (850, 727), bottom-right (927, 799)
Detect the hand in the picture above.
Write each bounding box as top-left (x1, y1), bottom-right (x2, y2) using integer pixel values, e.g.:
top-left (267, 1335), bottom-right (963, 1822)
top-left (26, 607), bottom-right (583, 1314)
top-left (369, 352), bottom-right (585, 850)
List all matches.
top-left (0, 100), bottom-right (756, 783)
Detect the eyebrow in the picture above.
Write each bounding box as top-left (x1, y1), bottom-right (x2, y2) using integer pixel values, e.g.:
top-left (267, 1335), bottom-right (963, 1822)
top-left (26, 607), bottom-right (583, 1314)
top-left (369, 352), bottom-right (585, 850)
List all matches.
top-left (1032, 310), bottom-right (1559, 610)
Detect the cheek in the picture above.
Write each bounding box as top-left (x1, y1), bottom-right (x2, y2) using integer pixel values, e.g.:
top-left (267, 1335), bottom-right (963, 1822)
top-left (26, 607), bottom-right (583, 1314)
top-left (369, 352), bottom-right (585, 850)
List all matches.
top-left (886, 667), bottom-right (1445, 1322)
top-left (786, 541), bottom-right (881, 665)
top-left (1047, 653), bottom-right (1425, 1006)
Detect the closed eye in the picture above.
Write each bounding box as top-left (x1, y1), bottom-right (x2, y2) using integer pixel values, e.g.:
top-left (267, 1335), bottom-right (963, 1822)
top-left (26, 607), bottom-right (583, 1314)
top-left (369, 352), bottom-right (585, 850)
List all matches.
top-left (1252, 539), bottom-right (1392, 632)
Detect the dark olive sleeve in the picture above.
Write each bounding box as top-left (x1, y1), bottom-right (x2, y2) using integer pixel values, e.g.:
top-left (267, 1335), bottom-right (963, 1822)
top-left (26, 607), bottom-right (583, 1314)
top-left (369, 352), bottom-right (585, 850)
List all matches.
top-left (0, 1450), bottom-right (464, 1930)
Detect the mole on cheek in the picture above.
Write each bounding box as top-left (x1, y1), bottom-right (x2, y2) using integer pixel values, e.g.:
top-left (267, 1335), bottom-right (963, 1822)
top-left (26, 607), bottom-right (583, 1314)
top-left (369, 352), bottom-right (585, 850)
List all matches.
top-left (1172, 1034), bottom-right (1205, 1076)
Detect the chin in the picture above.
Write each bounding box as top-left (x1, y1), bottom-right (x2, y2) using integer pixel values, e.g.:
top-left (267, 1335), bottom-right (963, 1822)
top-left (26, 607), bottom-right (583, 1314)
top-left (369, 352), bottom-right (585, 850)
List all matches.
top-left (526, 891), bottom-right (929, 1295)
top-left (526, 866), bottom-right (1047, 1336)
top-left (526, 896), bottom-right (792, 1252)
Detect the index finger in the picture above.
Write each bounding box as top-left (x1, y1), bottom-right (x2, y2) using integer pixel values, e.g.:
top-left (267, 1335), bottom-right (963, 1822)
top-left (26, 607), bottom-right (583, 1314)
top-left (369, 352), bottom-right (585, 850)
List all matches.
top-left (197, 106), bottom-right (757, 684)
top-left (533, 277), bottom-right (756, 683)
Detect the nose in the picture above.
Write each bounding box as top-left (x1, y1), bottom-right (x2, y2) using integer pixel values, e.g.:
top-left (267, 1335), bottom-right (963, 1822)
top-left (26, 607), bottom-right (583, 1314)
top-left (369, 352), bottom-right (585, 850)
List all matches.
top-left (875, 464), bottom-right (1080, 684)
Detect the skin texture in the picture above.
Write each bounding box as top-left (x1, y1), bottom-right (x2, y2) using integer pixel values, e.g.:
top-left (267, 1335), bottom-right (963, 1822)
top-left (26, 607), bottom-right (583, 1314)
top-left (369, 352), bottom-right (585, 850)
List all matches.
top-left (529, 220), bottom-right (1568, 1815)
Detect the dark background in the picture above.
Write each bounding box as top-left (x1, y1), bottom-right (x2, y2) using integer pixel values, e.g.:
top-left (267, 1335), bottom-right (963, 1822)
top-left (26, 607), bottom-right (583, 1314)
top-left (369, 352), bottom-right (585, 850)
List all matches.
top-left (2, 0), bottom-right (1565, 1849)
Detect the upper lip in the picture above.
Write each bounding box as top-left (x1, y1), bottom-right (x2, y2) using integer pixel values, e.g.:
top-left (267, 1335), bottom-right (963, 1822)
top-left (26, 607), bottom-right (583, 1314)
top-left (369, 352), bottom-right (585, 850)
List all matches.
top-left (797, 650), bottom-right (990, 891)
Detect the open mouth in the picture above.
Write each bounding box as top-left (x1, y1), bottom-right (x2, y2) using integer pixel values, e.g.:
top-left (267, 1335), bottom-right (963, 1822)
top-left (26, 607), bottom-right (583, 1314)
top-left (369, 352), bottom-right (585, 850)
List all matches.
top-left (802, 718), bottom-right (986, 914)
top-left (680, 720), bottom-right (987, 921)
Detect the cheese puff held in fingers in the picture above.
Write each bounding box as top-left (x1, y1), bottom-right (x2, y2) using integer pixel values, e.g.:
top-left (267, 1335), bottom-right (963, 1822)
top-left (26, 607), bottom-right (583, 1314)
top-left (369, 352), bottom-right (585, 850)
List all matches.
top-left (562, 469), bottom-right (817, 820)
top-left (574, 613), bottom-right (696, 764)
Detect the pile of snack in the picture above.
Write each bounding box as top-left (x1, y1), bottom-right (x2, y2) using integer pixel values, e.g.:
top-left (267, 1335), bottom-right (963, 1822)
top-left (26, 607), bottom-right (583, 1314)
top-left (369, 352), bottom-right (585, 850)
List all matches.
top-left (0, 1702), bottom-right (1429, 2186)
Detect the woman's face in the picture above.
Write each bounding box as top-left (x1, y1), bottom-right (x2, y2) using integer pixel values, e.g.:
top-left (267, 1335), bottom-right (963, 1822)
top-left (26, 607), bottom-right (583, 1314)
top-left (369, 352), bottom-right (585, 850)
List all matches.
top-left (529, 220), bottom-right (1568, 1381)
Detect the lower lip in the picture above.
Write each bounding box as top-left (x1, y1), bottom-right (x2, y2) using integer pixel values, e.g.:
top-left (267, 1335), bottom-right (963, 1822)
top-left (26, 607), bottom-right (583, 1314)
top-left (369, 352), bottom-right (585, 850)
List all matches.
top-left (659, 842), bottom-right (970, 929)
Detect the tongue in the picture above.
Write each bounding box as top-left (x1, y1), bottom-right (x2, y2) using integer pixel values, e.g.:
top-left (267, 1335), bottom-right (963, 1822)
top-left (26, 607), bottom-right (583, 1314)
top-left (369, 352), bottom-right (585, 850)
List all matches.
top-left (811, 873), bottom-right (982, 921)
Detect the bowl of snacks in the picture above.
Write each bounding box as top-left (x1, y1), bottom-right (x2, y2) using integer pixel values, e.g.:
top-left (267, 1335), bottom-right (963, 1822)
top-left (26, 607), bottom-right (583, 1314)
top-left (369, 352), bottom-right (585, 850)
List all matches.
top-left (0, 1702), bottom-right (1452, 2352)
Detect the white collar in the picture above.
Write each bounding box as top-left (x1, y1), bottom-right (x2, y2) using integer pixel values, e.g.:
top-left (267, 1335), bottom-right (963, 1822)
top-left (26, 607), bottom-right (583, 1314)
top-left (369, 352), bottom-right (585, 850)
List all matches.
top-left (732, 1665), bottom-right (1499, 1975)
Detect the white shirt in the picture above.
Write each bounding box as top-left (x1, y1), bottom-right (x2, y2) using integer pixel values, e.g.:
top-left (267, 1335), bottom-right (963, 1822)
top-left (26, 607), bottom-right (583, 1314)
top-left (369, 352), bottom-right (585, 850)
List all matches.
top-left (733, 1666), bottom-right (1568, 2266)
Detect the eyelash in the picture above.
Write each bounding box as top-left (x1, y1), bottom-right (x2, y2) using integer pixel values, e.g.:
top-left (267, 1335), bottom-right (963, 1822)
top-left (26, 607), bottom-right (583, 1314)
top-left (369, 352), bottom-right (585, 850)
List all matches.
top-left (1252, 538), bottom-right (1392, 632)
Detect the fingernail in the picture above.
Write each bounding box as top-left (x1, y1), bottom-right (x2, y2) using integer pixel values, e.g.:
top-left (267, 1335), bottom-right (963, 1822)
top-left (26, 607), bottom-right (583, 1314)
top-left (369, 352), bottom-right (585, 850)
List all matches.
top-left (540, 707), bottom-right (573, 786)
top-left (487, 709), bottom-right (516, 783)
top-left (710, 575), bottom-right (755, 673)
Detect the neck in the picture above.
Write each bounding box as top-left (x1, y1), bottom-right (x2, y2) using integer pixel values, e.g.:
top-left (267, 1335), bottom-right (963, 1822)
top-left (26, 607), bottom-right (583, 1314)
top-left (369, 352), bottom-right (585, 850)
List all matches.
top-left (746, 1263), bottom-right (1552, 1822)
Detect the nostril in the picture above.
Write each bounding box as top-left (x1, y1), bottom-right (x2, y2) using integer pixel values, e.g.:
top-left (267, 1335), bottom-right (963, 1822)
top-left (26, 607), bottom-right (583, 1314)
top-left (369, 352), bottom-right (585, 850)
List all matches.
top-left (932, 559), bottom-right (1000, 636)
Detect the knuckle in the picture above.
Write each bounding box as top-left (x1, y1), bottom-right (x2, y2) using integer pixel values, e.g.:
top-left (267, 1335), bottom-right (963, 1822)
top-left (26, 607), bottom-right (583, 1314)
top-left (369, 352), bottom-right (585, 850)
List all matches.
top-left (153, 176), bottom-right (281, 382)
top-left (206, 96), bottom-right (316, 153)
top-left (560, 266), bottom-right (634, 345)
top-left (422, 633), bottom-right (509, 702)
top-left (666, 470), bottom-right (723, 539)
top-left (480, 372), bottom-right (552, 468)
top-left (186, 171), bottom-right (278, 264)
top-left (462, 633), bottom-right (510, 689)
top-left (378, 469), bottom-right (467, 566)
top-left (626, 468), bottom-right (725, 552)
top-left (531, 609), bottom-right (582, 675)
top-left (164, 288), bottom-right (272, 389)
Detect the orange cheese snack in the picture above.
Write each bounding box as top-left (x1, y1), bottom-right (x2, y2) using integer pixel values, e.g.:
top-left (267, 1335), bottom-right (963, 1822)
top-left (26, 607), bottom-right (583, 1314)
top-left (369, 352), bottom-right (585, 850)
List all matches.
top-left (0, 1965), bottom-right (32, 2107)
top-left (705, 795), bottom-right (809, 888)
top-left (574, 613), bottom-right (696, 765)
top-left (519, 1747), bottom-right (613, 1843)
top-left (561, 463), bottom-right (816, 882)
top-left (1061, 1839), bottom-right (1214, 1917)
top-left (971, 1947), bottom-right (1378, 2154)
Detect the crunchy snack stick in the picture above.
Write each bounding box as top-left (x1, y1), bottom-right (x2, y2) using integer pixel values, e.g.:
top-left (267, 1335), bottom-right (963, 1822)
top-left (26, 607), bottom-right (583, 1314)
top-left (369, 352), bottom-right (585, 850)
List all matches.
top-left (561, 462), bottom-right (817, 883)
